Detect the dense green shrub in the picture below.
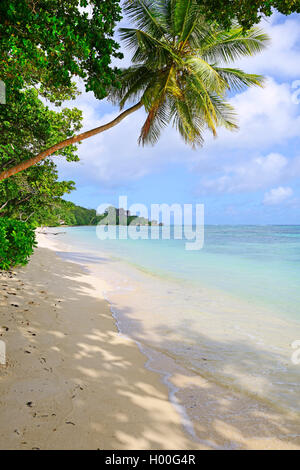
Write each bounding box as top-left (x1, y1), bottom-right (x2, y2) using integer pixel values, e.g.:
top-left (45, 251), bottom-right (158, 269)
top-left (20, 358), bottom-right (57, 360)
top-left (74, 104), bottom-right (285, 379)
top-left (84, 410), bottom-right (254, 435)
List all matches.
top-left (0, 217), bottom-right (36, 270)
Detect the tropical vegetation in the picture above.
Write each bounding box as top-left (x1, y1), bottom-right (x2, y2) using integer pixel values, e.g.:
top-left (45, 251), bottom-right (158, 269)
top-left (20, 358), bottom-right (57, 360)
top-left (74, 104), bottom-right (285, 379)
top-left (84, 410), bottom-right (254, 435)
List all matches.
top-left (0, 88), bottom-right (82, 222)
top-left (39, 202), bottom-right (160, 227)
top-left (0, 0), bottom-right (122, 100)
top-left (0, 0), bottom-right (123, 268)
top-left (0, 0), bottom-right (269, 181)
top-left (196, 0), bottom-right (300, 30)
top-left (0, 0), bottom-right (274, 268)
top-left (0, 217), bottom-right (36, 270)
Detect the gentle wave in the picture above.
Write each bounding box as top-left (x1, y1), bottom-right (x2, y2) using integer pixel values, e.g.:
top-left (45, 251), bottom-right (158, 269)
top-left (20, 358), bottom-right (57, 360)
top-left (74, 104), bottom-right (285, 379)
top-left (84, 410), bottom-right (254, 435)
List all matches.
top-left (52, 225), bottom-right (300, 418)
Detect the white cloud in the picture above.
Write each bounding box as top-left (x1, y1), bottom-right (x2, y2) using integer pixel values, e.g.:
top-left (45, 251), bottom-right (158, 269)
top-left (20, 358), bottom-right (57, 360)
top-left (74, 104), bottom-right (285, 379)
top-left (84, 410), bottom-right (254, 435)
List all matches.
top-left (54, 14), bottom-right (300, 200)
top-left (263, 186), bottom-right (293, 205)
top-left (201, 153), bottom-right (290, 193)
top-left (57, 75), bottom-right (300, 190)
top-left (57, 104), bottom-right (186, 187)
top-left (235, 16), bottom-right (300, 79)
top-left (190, 75), bottom-right (300, 195)
top-left (193, 77), bottom-right (300, 159)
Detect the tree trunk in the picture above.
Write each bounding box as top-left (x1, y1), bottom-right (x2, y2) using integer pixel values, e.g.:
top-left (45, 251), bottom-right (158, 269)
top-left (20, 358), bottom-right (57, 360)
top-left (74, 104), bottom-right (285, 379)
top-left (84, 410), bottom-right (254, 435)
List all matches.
top-left (24, 212), bottom-right (34, 223)
top-left (0, 201), bottom-right (8, 212)
top-left (0, 101), bottom-right (143, 182)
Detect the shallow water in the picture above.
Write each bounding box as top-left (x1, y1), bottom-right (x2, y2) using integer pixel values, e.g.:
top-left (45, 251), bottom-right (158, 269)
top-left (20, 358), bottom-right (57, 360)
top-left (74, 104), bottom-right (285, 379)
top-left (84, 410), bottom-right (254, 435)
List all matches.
top-left (52, 225), bottom-right (300, 418)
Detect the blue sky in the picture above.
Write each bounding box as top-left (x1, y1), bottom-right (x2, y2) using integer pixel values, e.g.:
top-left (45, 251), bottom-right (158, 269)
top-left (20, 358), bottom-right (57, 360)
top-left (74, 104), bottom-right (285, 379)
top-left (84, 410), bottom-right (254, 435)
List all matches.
top-left (56, 11), bottom-right (300, 225)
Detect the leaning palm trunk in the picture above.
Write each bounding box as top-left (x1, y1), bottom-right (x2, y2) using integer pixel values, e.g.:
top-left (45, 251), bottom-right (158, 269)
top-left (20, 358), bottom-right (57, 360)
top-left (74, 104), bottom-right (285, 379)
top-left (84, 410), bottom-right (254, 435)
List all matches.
top-left (0, 0), bottom-right (269, 183)
top-left (0, 102), bottom-right (142, 182)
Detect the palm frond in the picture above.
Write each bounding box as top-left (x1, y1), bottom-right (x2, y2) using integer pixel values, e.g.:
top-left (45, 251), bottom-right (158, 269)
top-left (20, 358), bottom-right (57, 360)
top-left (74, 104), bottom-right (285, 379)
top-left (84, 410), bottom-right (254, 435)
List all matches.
top-left (139, 100), bottom-right (171, 145)
top-left (123, 0), bottom-right (167, 38)
top-left (185, 56), bottom-right (227, 95)
top-left (119, 27), bottom-right (180, 67)
top-left (215, 67), bottom-right (265, 91)
top-left (208, 94), bottom-right (238, 131)
top-left (108, 65), bottom-right (155, 108)
top-left (170, 0), bottom-right (192, 38)
top-left (111, 0), bottom-right (269, 147)
top-left (170, 96), bottom-right (205, 147)
top-left (202, 26), bottom-right (270, 63)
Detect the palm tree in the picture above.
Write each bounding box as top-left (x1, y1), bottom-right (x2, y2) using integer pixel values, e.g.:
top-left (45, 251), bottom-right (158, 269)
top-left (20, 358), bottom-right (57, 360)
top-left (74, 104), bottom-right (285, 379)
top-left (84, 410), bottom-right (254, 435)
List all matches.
top-left (0, 0), bottom-right (269, 182)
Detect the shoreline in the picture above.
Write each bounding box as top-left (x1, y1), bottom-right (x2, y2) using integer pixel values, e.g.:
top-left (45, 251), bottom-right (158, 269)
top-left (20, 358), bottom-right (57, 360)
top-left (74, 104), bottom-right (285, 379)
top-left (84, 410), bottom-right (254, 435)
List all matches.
top-left (0, 237), bottom-right (203, 450)
top-left (0, 232), bottom-right (300, 450)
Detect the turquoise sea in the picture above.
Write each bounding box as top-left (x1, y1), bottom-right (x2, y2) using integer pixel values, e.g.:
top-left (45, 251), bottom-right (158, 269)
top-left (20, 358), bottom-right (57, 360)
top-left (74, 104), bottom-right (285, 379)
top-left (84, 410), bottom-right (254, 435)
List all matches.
top-left (52, 225), bottom-right (300, 421)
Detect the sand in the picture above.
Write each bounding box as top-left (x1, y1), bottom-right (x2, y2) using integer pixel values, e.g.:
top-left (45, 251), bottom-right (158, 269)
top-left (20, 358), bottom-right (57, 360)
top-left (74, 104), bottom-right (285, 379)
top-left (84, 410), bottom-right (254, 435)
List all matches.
top-left (0, 233), bottom-right (299, 450)
top-left (0, 234), bottom-right (205, 450)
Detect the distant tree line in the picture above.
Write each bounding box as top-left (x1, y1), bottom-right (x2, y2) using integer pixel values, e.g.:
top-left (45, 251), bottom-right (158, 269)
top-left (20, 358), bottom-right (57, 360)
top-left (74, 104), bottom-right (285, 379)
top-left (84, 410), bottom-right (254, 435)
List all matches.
top-left (0, 0), bottom-right (298, 270)
top-left (0, 0), bottom-right (122, 228)
top-left (42, 202), bottom-right (159, 227)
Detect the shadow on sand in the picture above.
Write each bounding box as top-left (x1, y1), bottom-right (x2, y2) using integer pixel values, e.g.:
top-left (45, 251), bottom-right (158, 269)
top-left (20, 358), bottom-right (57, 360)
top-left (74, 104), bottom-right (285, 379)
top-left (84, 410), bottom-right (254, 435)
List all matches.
top-left (0, 247), bottom-right (299, 450)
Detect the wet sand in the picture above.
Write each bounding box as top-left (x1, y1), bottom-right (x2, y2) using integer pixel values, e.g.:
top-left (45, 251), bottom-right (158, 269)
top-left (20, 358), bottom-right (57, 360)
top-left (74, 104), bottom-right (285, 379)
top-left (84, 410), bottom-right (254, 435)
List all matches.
top-left (0, 240), bottom-right (203, 450)
top-left (0, 233), bottom-right (299, 450)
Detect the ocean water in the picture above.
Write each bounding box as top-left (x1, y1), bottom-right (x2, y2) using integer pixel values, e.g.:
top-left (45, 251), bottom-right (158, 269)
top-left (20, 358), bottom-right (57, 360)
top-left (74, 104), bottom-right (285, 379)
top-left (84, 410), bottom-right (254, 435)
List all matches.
top-left (52, 225), bottom-right (300, 422)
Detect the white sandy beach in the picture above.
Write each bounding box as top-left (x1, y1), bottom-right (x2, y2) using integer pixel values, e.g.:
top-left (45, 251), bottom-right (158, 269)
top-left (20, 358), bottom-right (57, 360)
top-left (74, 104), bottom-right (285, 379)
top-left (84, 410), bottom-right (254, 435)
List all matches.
top-left (0, 234), bottom-right (205, 450)
top-left (0, 232), bottom-right (299, 450)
